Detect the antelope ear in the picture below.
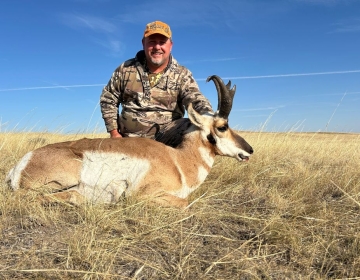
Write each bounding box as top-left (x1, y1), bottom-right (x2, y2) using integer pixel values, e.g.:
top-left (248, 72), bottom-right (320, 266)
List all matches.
top-left (188, 103), bottom-right (205, 128)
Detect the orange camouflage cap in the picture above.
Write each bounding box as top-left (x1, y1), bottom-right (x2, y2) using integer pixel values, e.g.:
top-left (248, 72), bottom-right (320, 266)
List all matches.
top-left (143, 21), bottom-right (172, 39)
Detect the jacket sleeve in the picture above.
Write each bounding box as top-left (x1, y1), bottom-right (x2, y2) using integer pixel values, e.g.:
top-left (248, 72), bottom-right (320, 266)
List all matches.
top-left (179, 68), bottom-right (214, 115)
top-left (100, 66), bottom-right (123, 132)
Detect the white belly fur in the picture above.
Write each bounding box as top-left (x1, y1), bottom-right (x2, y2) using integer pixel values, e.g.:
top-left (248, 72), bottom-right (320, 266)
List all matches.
top-left (74, 151), bottom-right (150, 203)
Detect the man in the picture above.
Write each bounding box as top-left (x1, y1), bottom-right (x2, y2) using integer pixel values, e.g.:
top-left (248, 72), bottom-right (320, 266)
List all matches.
top-left (100, 20), bottom-right (213, 146)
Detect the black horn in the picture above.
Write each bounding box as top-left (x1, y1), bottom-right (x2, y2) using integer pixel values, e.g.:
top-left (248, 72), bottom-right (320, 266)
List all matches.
top-left (206, 75), bottom-right (236, 119)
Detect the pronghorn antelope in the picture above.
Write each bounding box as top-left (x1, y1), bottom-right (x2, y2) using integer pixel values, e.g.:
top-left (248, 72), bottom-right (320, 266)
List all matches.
top-left (6, 75), bottom-right (253, 208)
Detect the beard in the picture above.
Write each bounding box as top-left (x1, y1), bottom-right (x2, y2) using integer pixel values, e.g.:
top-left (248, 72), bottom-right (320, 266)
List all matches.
top-left (149, 56), bottom-right (165, 67)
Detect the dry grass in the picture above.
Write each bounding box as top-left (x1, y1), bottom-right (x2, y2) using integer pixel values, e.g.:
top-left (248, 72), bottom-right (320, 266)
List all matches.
top-left (0, 131), bottom-right (359, 279)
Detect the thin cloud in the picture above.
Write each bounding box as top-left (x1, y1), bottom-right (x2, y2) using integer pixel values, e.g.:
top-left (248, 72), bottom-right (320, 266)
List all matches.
top-left (92, 38), bottom-right (124, 55)
top-left (60, 14), bottom-right (117, 33)
top-left (197, 70), bottom-right (360, 81)
top-left (59, 13), bottom-right (123, 55)
top-left (1, 70), bottom-right (359, 92)
top-left (41, 80), bottom-right (73, 92)
top-left (116, 0), bottom-right (274, 30)
top-left (234, 106), bottom-right (286, 112)
top-left (302, 91), bottom-right (360, 97)
top-left (331, 19), bottom-right (360, 33)
top-left (0, 84), bottom-right (104, 92)
top-left (240, 114), bottom-right (274, 118)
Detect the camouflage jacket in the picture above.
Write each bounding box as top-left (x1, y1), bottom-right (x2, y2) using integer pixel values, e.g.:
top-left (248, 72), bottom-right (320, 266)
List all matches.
top-left (100, 50), bottom-right (213, 138)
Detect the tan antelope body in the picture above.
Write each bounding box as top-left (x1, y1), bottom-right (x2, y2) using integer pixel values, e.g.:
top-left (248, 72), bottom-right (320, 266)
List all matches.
top-left (6, 76), bottom-right (253, 208)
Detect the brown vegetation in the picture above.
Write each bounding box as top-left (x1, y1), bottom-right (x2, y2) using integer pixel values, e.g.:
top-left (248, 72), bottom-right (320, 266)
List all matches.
top-left (0, 131), bottom-right (359, 279)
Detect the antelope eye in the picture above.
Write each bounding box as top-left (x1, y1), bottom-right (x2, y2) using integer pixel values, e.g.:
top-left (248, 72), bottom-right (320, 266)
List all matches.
top-left (217, 126), bottom-right (228, 132)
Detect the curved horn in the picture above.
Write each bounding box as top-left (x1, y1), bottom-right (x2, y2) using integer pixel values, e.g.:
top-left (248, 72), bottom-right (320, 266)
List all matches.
top-left (206, 75), bottom-right (236, 119)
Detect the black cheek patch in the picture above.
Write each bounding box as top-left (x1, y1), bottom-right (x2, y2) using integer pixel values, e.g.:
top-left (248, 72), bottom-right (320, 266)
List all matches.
top-left (207, 134), bottom-right (216, 145)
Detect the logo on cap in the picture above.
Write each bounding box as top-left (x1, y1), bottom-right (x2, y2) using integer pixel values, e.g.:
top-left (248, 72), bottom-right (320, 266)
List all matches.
top-left (144, 21), bottom-right (172, 38)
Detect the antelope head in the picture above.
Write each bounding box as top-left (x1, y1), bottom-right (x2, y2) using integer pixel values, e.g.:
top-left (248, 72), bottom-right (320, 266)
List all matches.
top-left (188, 75), bottom-right (253, 161)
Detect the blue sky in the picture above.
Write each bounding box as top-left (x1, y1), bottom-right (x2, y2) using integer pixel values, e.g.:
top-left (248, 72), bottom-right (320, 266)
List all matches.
top-left (1, 0), bottom-right (359, 133)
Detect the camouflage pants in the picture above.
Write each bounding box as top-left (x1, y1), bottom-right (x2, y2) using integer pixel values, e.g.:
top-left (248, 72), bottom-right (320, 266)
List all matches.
top-left (121, 118), bottom-right (192, 148)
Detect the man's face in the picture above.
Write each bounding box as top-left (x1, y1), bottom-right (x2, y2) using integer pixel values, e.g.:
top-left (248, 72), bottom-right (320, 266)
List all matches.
top-left (142, 34), bottom-right (173, 69)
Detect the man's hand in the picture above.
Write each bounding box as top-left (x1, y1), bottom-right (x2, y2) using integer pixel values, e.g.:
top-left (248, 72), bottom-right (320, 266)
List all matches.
top-left (110, 129), bottom-right (122, 138)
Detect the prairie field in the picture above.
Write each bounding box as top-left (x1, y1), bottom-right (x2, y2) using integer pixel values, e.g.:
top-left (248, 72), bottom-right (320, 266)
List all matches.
top-left (0, 131), bottom-right (359, 279)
